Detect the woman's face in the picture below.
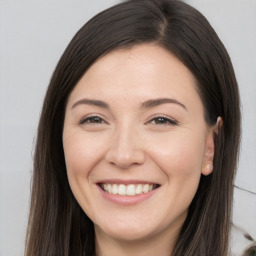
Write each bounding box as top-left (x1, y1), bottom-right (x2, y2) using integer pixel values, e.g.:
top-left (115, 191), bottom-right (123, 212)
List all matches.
top-left (63, 44), bottom-right (215, 243)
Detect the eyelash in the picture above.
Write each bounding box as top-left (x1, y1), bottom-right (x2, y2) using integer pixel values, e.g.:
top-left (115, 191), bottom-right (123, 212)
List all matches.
top-left (147, 116), bottom-right (178, 126)
top-left (79, 115), bottom-right (178, 127)
top-left (79, 116), bottom-right (106, 125)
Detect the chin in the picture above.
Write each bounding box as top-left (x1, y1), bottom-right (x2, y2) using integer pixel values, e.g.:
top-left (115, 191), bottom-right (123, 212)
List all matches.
top-left (95, 219), bottom-right (157, 242)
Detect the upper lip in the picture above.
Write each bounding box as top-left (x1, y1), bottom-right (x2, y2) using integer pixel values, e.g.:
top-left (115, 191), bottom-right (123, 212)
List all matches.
top-left (96, 179), bottom-right (160, 185)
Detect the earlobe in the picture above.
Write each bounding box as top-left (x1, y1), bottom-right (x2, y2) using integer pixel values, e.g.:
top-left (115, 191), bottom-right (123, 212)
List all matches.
top-left (202, 163), bottom-right (213, 176)
top-left (201, 133), bottom-right (214, 176)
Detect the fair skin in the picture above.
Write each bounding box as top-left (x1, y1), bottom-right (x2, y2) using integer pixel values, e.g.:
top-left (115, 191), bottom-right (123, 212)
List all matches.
top-left (62, 44), bottom-right (216, 256)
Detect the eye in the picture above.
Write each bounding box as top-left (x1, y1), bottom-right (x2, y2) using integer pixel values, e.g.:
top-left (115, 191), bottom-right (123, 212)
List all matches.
top-left (79, 115), bottom-right (107, 125)
top-left (148, 116), bottom-right (178, 126)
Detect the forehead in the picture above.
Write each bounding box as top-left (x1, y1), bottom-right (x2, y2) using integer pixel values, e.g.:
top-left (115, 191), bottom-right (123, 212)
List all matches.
top-left (67, 44), bottom-right (202, 113)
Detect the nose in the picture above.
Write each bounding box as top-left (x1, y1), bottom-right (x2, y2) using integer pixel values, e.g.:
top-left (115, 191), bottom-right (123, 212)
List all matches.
top-left (105, 126), bottom-right (146, 169)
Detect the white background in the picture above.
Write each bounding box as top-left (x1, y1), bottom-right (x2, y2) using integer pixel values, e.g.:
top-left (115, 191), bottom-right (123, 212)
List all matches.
top-left (0, 0), bottom-right (255, 255)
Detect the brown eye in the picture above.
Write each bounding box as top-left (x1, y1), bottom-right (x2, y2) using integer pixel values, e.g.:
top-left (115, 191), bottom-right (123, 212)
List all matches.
top-left (80, 116), bottom-right (105, 125)
top-left (150, 116), bottom-right (178, 126)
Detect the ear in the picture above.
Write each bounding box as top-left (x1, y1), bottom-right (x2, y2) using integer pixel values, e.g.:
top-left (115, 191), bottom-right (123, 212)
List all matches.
top-left (201, 117), bottom-right (222, 176)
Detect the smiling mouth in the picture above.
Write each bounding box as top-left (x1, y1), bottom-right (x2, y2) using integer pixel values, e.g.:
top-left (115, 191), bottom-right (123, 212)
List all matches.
top-left (99, 183), bottom-right (160, 196)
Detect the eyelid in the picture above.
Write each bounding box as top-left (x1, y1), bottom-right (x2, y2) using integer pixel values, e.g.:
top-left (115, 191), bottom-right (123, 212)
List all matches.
top-left (79, 114), bottom-right (109, 125)
top-left (78, 113), bottom-right (179, 126)
top-left (146, 115), bottom-right (179, 126)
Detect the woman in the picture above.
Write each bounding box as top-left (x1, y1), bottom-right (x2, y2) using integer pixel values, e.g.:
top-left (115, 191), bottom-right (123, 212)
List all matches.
top-left (25, 0), bottom-right (241, 255)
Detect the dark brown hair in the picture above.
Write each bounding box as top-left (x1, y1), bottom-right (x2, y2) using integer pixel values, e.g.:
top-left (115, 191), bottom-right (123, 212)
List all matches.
top-left (25, 0), bottom-right (241, 255)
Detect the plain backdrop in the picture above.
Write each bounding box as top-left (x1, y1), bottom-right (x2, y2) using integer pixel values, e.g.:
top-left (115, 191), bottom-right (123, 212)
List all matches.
top-left (0, 0), bottom-right (255, 255)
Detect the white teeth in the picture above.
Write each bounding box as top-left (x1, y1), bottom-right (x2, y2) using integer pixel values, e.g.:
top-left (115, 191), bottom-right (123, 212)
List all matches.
top-left (112, 184), bottom-right (118, 194)
top-left (136, 184), bottom-right (142, 195)
top-left (142, 184), bottom-right (149, 193)
top-left (118, 184), bottom-right (126, 195)
top-left (127, 184), bottom-right (136, 196)
top-left (101, 183), bottom-right (156, 196)
top-left (107, 184), bottom-right (112, 194)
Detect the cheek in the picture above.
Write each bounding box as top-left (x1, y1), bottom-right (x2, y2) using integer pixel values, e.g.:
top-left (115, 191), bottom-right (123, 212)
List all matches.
top-left (147, 130), bottom-right (205, 210)
top-left (158, 137), bottom-right (204, 208)
top-left (62, 131), bottom-right (102, 204)
top-left (62, 131), bottom-right (107, 213)
top-left (63, 132), bottom-right (104, 177)
top-left (148, 131), bottom-right (205, 177)
top-left (141, 131), bottom-right (206, 231)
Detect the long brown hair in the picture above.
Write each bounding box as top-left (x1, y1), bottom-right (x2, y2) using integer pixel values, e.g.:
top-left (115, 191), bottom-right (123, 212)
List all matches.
top-left (25, 0), bottom-right (241, 255)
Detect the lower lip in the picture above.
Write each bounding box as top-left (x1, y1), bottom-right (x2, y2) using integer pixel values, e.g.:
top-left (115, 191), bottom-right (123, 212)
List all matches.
top-left (97, 185), bottom-right (159, 205)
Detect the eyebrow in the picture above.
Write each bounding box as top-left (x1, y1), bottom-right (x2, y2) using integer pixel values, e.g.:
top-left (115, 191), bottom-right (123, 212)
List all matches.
top-left (141, 98), bottom-right (187, 111)
top-left (71, 97), bottom-right (187, 111)
top-left (72, 99), bottom-right (110, 109)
